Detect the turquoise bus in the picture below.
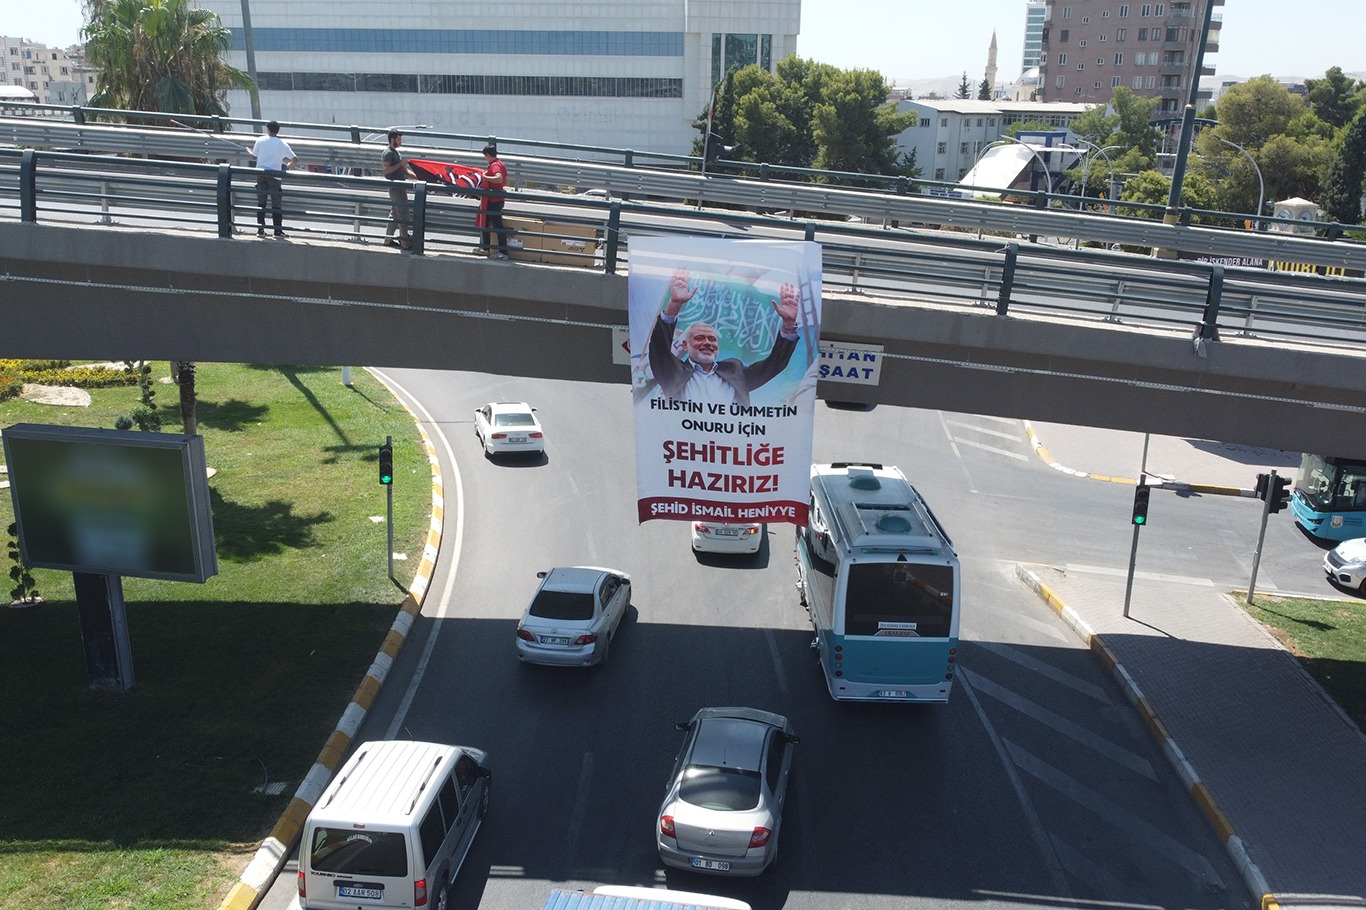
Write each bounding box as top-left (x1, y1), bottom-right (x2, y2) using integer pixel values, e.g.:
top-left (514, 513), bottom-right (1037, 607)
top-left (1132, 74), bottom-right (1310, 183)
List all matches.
top-left (1292, 454), bottom-right (1366, 542)
top-left (795, 463), bottom-right (960, 703)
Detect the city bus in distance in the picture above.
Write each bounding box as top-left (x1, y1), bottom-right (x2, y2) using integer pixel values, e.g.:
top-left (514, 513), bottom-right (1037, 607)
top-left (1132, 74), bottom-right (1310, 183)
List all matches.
top-left (795, 463), bottom-right (960, 703)
top-left (1292, 454), bottom-right (1366, 542)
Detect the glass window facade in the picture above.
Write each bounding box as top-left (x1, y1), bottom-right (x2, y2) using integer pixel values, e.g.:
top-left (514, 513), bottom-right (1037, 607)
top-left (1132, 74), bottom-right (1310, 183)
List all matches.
top-left (233, 28), bottom-right (685, 56)
top-left (259, 72), bottom-right (683, 98)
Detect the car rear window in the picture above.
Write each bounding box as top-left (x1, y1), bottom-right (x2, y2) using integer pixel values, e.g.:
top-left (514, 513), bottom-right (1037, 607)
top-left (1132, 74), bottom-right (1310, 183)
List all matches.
top-left (529, 590), bottom-right (595, 620)
top-left (308, 827), bottom-right (408, 876)
top-left (679, 766), bottom-right (761, 811)
top-left (494, 413), bottom-right (535, 427)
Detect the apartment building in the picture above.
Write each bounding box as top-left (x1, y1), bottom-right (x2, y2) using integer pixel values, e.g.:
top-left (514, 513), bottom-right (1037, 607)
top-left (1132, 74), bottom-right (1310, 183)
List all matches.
top-left (1036, 0), bottom-right (1223, 113)
top-left (1, 38), bottom-right (92, 107)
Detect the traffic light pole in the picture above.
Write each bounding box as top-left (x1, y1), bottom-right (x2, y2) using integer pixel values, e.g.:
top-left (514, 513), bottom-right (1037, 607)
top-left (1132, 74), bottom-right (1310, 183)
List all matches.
top-left (1246, 469), bottom-right (1276, 605)
top-left (385, 435), bottom-right (395, 582)
top-left (1123, 472), bottom-right (1144, 619)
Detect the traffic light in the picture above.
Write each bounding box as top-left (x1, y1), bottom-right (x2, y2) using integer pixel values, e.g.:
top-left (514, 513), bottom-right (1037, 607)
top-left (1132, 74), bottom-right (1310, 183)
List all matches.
top-left (1131, 484), bottom-right (1151, 526)
top-left (378, 442), bottom-right (394, 485)
top-left (1269, 474), bottom-right (1291, 514)
top-left (1255, 473), bottom-right (1270, 501)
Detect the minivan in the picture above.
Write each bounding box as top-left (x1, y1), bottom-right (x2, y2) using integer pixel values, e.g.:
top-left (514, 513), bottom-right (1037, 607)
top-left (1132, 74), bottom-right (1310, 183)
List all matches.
top-left (298, 739), bottom-right (491, 910)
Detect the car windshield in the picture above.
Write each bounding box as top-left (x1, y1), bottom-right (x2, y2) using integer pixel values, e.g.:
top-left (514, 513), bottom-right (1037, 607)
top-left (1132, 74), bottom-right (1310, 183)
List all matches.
top-left (529, 589), bottom-right (595, 621)
top-left (494, 413), bottom-right (536, 427)
top-left (679, 766), bottom-right (761, 811)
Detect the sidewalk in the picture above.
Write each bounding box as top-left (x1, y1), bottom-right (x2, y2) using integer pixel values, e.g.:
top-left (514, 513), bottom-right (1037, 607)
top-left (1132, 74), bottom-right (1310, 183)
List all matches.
top-left (1017, 426), bottom-right (1366, 910)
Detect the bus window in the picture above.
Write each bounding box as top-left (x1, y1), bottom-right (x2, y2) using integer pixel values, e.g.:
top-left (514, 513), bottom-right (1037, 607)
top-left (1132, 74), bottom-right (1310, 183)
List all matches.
top-left (844, 562), bottom-right (953, 638)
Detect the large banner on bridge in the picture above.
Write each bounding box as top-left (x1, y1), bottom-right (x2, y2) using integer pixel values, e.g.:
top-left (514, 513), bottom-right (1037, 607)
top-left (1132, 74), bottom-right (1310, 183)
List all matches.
top-left (629, 237), bottom-right (822, 526)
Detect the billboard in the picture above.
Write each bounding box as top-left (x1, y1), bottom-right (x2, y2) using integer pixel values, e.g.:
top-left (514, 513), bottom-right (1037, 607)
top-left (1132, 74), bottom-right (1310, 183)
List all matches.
top-left (3, 424), bottom-right (218, 583)
top-left (629, 237), bottom-right (822, 526)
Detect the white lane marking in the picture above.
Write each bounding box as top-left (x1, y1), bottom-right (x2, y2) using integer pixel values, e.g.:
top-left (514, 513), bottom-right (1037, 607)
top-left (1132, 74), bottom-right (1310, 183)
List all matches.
top-left (765, 627), bottom-right (789, 694)
top-left (959, 671), bottom-right (1075, 901)
top-left (971, 639), bottom-right (1111, 701)
top-left (976, 414), bottom-right (1020, 425)
top-left (1050, 836), bottom-right (1159, 904)
top-left (938, 410), bottom-right (977, 492)
top-left (1004, 739), bottom-right (1224, 886)
top-left (1064, 563), bottom-right (1216, 586)
top-left (371, 370), bottom-right (467, 741)
top-left (565, 752), bottom-right (594, 865)
top-left (952, 436), bottom-right (1030, 461)
top-left (946, 419), bottom-right (1028, 443)
top-left (969, 670), bottom-right (1156, 780)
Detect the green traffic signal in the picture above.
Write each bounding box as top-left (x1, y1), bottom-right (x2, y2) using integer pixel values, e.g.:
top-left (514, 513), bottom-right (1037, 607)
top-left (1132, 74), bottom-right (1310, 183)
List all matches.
top-left (378, 442), bottom-right (394, 485)
top-left (1131, 484), bottom-right (1151, 526)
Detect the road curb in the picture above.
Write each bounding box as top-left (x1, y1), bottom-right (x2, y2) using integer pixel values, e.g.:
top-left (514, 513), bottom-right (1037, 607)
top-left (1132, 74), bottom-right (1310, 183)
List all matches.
top-left (1013, 564), bottom-right (1276, 910)
top-left (217, 371), bottom-right (444, 910)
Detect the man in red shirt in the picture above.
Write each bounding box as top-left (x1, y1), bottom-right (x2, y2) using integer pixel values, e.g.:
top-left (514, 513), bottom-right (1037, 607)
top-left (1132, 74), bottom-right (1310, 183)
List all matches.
top-left (479, 144), bottom-right (510, 260)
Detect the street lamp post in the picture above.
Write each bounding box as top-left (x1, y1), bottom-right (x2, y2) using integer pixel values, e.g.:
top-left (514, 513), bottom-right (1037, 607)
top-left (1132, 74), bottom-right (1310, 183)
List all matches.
top-left (1214, 135), bottom-right (1264, 228)
top-left (240, 0), bottom-right (261, 120)
top-left (1071, 138), bottom-right (1122, 212)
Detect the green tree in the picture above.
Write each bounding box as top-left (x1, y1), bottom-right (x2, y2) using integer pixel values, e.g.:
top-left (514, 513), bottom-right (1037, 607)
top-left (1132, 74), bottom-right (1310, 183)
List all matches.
top-left (1211, 75), bottom-right (1306, 148)
top-left (82, 0), bottom-right (256, 118)
top-left (1320, 108), bottom-right (1366, 224)
top-left (977, 77), bottom-right (992, 101)
top-left (955, 73), bottom-right (972, 100)
top-left (1305, 66), bottom-right (1363, 130)
top-left (1120, 169), bottom-right (1217, 221)
top-left (810, 68), bottom-right (915, 177)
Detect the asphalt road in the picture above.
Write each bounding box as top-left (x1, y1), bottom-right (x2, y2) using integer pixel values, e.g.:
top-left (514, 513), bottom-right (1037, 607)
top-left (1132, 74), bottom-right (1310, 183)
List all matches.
top-left (260, 367), bottom-right (1335, 910)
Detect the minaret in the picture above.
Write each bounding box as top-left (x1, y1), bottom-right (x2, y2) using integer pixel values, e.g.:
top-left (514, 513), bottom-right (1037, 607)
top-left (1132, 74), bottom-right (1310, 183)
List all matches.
top-left (985, 30), bottom-right (999, 98)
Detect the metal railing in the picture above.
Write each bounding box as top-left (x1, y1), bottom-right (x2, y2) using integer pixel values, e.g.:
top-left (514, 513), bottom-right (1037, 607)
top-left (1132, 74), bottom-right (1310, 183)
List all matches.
top-left (3, 145), bottom-right (1365, 357)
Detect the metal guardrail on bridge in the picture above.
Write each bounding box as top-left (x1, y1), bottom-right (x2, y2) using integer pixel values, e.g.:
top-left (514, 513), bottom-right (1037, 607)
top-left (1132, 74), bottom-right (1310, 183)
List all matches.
top-left (4, 113), bottom-right (1366, 275)
top-left (3, 145), bottom-right (1364, 357)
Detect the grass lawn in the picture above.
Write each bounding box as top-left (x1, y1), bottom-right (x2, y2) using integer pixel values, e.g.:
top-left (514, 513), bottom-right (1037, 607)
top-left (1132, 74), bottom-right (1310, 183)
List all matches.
top-left (0, 364), bottom-right (430, 910)
top-left (1241, 592), bottom-right (1366, 733)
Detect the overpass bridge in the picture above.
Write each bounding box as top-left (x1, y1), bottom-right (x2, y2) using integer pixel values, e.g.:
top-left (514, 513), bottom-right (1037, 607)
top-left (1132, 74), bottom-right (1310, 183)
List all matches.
top-left (3, 119), bottom-right (1366, 459)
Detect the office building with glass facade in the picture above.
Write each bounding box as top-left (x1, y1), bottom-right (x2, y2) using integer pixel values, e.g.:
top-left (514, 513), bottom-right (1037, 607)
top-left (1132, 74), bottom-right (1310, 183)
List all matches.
top-left (198, 0), bottom-right (801, 155)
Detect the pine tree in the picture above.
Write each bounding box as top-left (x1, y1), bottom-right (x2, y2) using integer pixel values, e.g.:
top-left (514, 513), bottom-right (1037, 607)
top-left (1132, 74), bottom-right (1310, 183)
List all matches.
top-left (955, 73), bottom-right (972, 100)
top-left (978, 77), bottom-right (992, 101)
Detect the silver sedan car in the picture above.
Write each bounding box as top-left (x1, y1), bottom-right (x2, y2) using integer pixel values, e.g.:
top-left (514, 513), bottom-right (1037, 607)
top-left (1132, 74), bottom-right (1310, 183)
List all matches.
top-left (474, 401), bottom-right (544, 457)
top-left (516, 566), bottom-right (631, 667)
top-left (657, 707), bottom-right (798, 877)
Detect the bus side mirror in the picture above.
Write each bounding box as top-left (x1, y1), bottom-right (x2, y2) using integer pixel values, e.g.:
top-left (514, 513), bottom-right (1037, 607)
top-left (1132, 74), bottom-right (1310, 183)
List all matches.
top-left (674, 721), bottom-right (691, 732)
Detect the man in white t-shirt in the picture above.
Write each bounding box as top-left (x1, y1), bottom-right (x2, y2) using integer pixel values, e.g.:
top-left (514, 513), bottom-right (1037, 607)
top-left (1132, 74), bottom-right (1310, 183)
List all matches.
top-left (248, 121), bottom-right (299, 238)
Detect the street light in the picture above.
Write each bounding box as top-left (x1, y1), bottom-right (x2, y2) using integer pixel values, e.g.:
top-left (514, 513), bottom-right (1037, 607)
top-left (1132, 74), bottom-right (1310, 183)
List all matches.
top-left (1069, 138), bottom-right (1123, 212)
top-left (1213, 135), bottom-right (1265, 228)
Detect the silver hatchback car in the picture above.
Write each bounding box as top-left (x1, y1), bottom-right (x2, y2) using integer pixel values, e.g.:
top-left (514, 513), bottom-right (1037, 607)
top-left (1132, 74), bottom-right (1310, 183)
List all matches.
top-left (516, 566), bottom-right (631, 667)
top-left (656, 707), bottom-right (799, 877)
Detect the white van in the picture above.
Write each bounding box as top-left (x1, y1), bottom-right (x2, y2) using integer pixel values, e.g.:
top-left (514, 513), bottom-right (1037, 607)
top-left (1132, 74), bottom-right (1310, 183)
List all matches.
top-left (298, 740), bottom-right (491, 910)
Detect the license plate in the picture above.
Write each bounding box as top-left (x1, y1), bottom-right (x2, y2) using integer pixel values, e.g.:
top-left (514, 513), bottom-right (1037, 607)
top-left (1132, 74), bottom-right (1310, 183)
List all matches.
top-left (540, 635), bottom-right (572, 645)
top-left (714, 528), bottom-right (740, 537)
top-left (874, 689), bottom-right (910, 698)
top-left (508, 436), bottom-right (528, 444)
top-left (691, 858), bottom-right (731, 871)
top-left (338, 885), bottom-right (383, 900)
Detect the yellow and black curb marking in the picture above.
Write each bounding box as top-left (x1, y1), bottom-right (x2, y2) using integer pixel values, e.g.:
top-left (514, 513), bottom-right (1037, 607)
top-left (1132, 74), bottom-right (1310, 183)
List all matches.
top-left (1023, 420), bottom-right (1250, 496)
top-left (1013, 564), bottom-right (1276, 910)
top-left (219, 373), bottom-right (444, 910)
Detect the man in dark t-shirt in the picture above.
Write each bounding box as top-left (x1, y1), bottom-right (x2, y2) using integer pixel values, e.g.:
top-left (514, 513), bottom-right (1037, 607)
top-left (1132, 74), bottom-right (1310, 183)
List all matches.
top-left (382, 130), bottom-right (417, 249)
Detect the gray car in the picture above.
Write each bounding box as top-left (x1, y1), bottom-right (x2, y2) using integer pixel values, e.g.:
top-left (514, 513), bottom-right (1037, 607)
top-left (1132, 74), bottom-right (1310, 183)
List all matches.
top-left (656, 707), bottom-right (798, 877)
top-left (516, 566), bottom-right (631, 667)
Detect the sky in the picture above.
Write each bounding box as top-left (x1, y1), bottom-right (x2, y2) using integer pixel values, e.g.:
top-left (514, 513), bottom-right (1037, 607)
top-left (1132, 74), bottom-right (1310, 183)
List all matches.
top-left (4, 0), bottom-right (1363, 85)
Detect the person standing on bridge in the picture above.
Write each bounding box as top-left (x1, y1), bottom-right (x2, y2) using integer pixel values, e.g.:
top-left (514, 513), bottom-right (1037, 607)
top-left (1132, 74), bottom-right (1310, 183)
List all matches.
top-left (382, 129), bottom-right (417, 249)
top-left (248, 121), bottom-right (299, 239)
top-left (478, 144), bottom-right (510, 259)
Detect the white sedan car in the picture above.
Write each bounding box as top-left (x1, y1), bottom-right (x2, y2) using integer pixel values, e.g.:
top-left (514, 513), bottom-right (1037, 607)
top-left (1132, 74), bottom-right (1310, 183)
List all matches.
top-left (474, 401), bottom-right (544, 457)
top-left (691, 521), bottom-right (763, 554)
top-left (1323, 537), bottom-right (1366, 593)
top-left (516, 566), bottom-right (631, 667)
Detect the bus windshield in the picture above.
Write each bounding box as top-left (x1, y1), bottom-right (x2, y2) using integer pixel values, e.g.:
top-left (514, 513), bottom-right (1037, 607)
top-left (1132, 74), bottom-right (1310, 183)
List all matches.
top-left (1298, 455), bottom-right (1366, 511)
top-left (844, 561), bottom-right (954, 638)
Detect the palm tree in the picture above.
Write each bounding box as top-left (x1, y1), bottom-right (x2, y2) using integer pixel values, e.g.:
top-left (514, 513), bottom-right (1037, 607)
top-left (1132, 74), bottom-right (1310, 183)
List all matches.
top-left (82, 0), bottom-right (256, 119)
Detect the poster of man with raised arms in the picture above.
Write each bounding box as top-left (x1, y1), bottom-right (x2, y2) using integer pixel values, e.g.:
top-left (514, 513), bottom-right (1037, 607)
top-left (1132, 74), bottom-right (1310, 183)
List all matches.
top-left (629, 237), bottom-right (822, 526)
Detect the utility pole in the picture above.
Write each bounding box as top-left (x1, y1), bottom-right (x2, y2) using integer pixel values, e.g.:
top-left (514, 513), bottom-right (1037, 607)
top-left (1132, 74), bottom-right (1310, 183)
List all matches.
top-left (1154, 0), bottom-right (1217, 259)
